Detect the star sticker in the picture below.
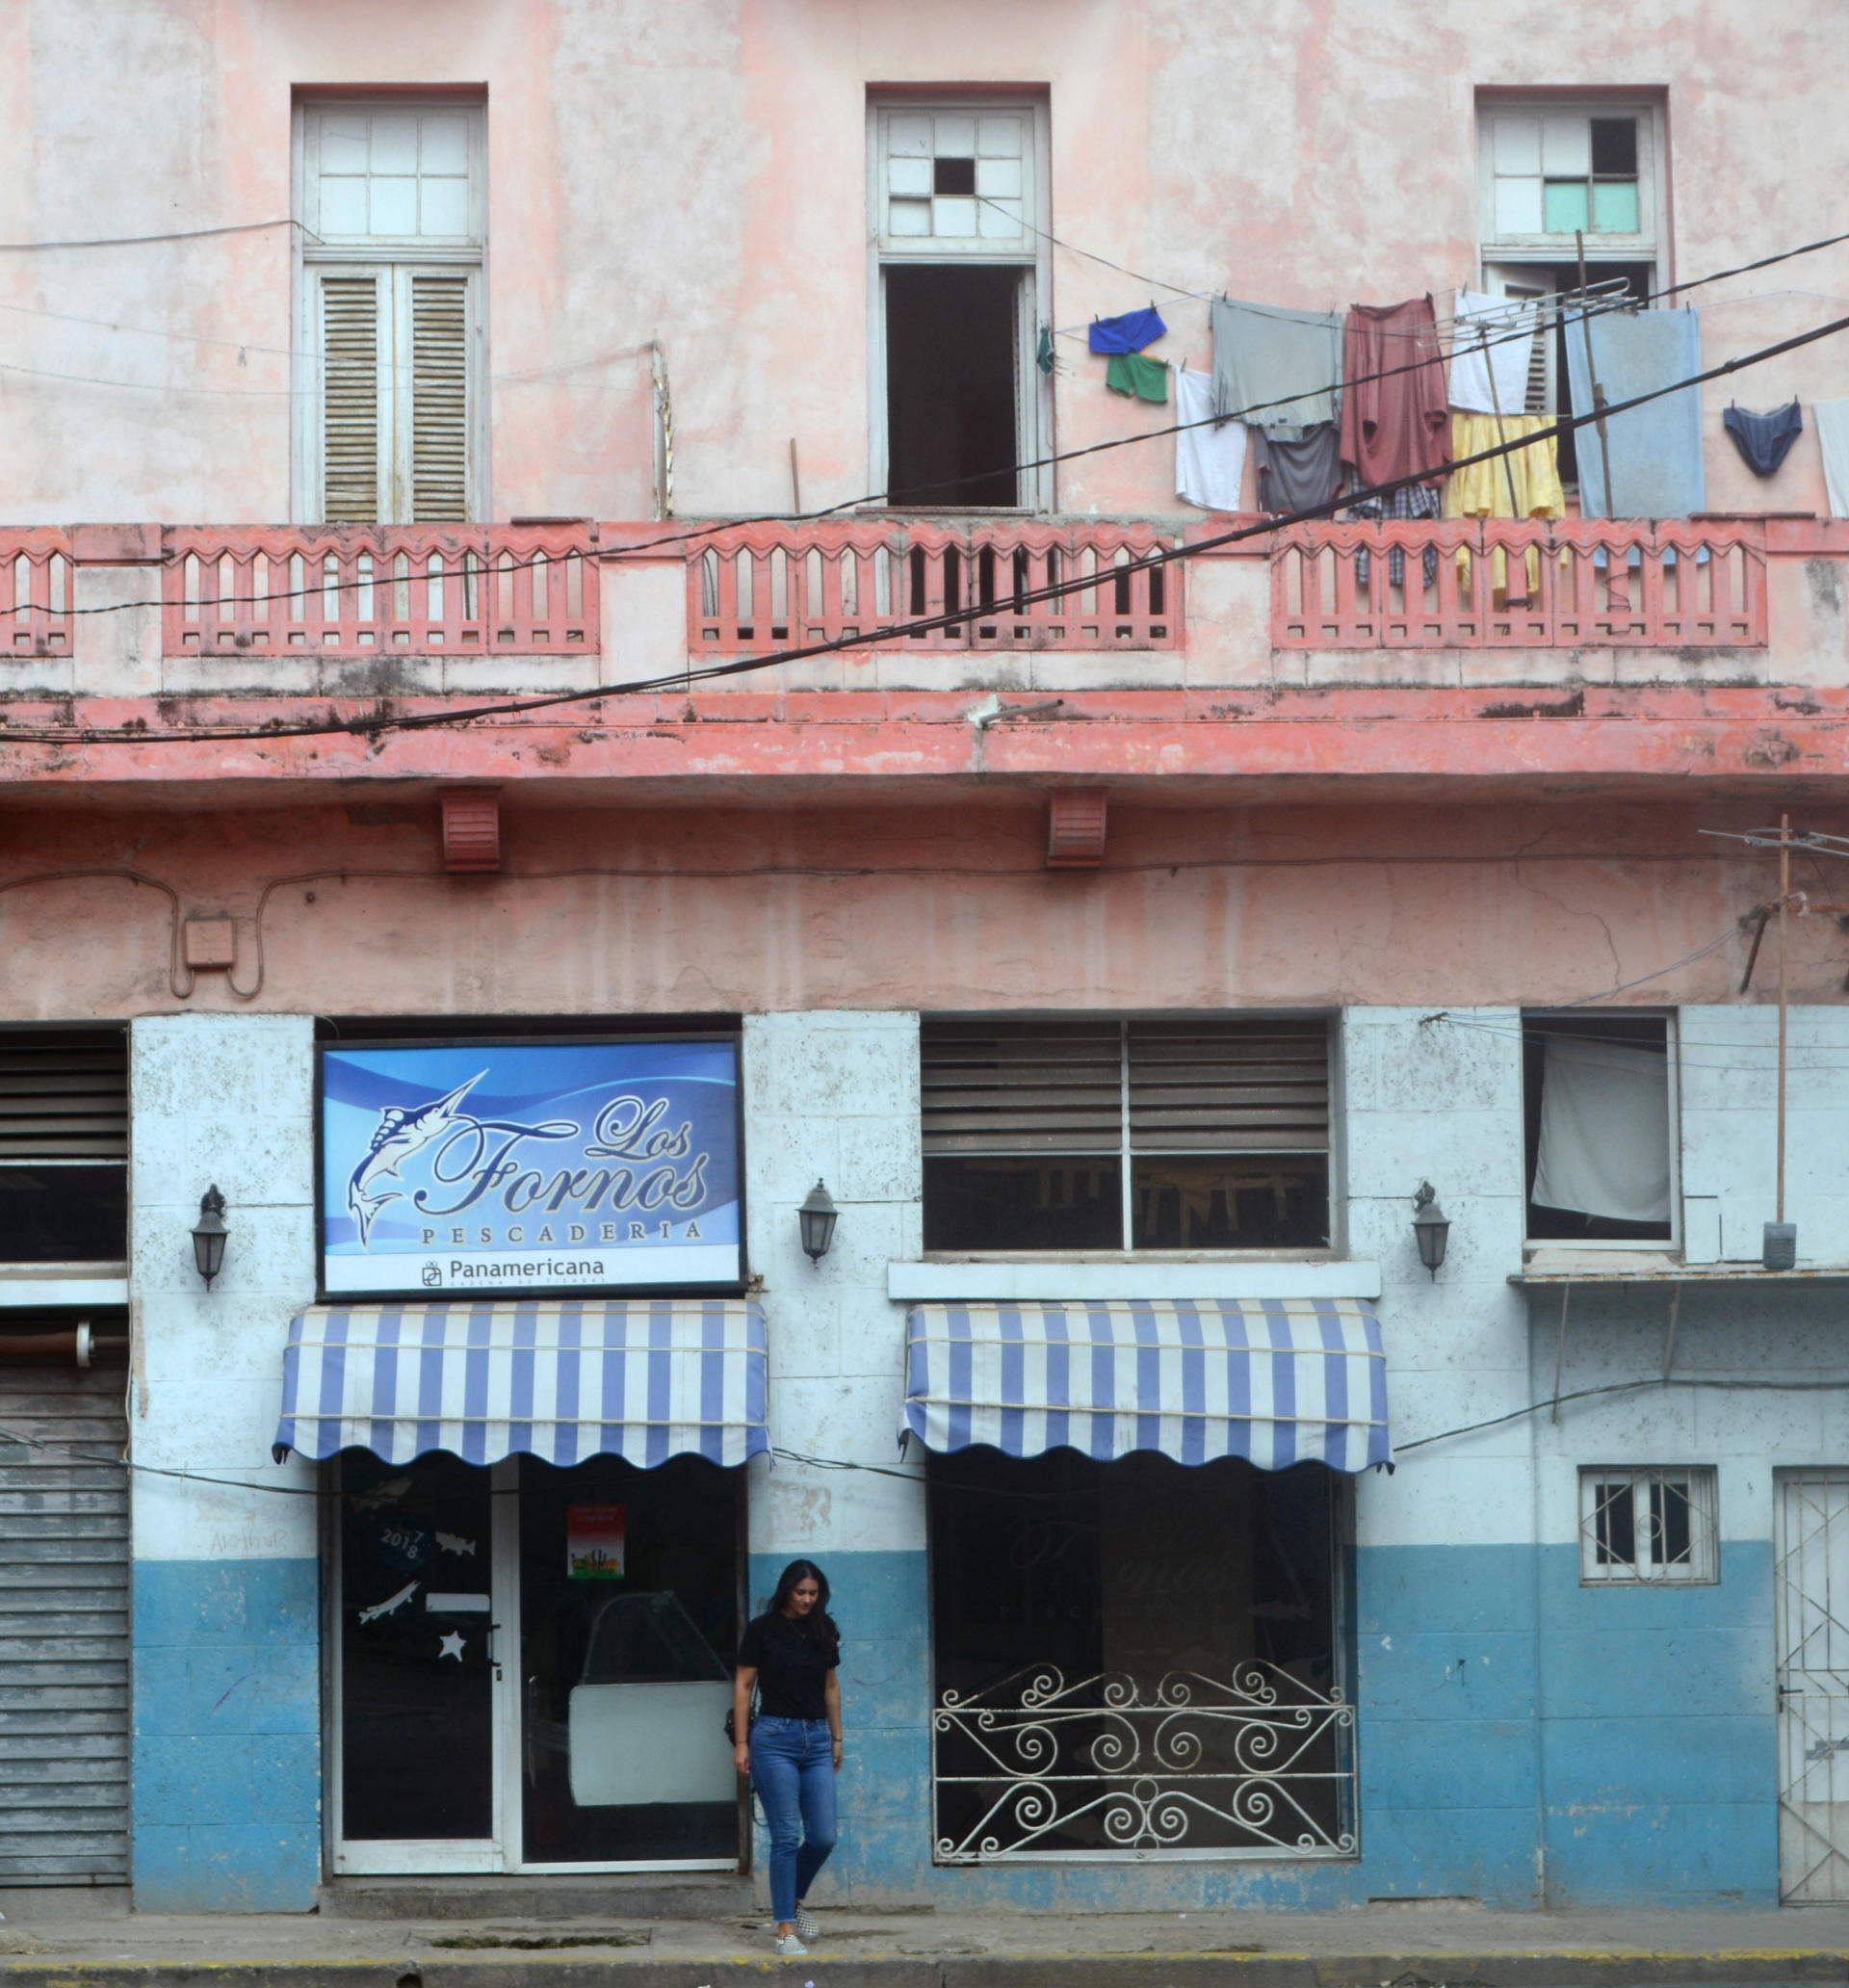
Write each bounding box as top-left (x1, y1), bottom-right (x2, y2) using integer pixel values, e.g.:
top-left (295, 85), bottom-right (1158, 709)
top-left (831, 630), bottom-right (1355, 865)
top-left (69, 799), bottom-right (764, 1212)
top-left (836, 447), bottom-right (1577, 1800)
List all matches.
top-left (437, 1631), bottom-right (466, 1662)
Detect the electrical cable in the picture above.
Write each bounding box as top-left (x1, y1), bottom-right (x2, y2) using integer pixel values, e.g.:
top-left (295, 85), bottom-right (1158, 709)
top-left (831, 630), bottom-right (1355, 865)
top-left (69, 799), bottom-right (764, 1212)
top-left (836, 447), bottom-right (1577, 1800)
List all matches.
top-left (10, 295), bottom-right (1847, 749)
top-left (0, 218), bottom-right (310, 252)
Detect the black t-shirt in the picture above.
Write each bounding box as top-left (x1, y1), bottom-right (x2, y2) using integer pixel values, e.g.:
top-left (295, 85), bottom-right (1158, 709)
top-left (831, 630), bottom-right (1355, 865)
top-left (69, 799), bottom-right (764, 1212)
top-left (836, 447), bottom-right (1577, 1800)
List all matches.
top-left (736, 1609), bottom-right (839, 1721)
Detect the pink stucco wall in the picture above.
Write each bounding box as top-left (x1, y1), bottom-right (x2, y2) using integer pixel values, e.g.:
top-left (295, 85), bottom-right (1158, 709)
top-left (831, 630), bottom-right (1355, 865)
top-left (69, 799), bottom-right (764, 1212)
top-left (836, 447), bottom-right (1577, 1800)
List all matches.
top-left (2, 0), bottom-right (1846, 525)
top-left (0, 796), bottom-right (1833, 1020)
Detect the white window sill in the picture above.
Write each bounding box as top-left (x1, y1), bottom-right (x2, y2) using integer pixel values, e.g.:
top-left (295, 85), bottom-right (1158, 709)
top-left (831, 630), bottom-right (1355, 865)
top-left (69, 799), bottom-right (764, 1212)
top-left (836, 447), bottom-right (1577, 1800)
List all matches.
top-left (0, 1265), bottom-right (129, 1307)
top-left (888, 1260), bottom-right (1382, 1303)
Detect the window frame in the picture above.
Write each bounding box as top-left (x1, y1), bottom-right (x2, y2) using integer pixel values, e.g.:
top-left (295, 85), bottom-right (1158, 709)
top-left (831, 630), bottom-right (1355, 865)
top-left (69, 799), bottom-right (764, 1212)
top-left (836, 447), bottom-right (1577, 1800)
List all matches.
top-left (865, 93), bottom-right (1054, 514)
top-left (920, 1012), bottom-right (1338, 1261)
top-left (293, 96), bottom-right (490, 525)
top-left (1475, 97), bottom-right (1667, 280)
top-left (0, 1024), bottom-right (130, 1279)
top-left (1579, 1465), bottom-right (1719, 1585)
top-left (1523, 1007), bottom-right (1680, 1254)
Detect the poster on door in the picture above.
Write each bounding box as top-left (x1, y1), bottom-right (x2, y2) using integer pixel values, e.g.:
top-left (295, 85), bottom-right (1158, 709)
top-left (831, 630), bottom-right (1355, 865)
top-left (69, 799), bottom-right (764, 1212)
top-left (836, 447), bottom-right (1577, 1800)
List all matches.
top-left (319, 1037), bottom-right (742, 1295)
top-left (567, 1504), bottom-right (627, 1580)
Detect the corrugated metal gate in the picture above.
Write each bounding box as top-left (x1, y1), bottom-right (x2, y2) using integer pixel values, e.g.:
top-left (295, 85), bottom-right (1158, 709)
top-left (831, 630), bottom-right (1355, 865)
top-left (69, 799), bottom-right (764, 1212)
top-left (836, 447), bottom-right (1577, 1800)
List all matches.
top-left (0, 1362), bottom-right (130, 1886)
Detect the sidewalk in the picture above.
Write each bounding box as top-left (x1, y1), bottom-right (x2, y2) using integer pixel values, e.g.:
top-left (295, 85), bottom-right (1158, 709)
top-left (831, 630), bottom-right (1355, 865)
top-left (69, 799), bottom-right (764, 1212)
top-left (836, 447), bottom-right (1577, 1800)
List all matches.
top-left (5, 1899), bottom-right (1849, 1988)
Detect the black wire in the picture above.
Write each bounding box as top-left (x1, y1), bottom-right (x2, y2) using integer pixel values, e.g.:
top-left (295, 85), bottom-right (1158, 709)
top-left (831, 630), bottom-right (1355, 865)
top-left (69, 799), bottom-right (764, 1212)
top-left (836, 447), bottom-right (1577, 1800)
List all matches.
top-left (16, 299), bottom-right (1848, 751)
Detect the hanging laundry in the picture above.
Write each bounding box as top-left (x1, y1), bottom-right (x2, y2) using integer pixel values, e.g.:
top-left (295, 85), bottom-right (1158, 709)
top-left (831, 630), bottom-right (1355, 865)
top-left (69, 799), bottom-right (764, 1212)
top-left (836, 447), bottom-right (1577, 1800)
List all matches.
top-left (1089, 306), bottom-right (1168, 355)
top-left (1564, 308), bottom-right (1705, 518)
top-left (1816, 401), bottom-right (1849, 516)
top-left (1175, 367), bottom-right (1248, 511)
top-left (1106, 352), bottom-right (1168, 403)
top-left (1349, 485), bottom-right (1442, 590)
top-left (1445, 409), bottom-right (1566, 594)
top-left (1036, 325), bottom-right (1056, 377)
top-left (1211, 299), bottom-right (1342, 429)
top-left (1724, 401), bottom-right (1803, 478)
top-left (1341, 296), bottom-right (1451, 488)
top-left (1251, 423), bottom-right (1342, 513)
top-left (1448, 291), bottom-right (1542, 417)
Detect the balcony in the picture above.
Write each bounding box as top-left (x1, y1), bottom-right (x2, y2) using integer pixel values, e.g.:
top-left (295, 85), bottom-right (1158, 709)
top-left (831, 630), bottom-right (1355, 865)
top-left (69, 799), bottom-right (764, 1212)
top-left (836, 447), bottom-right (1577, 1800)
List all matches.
top-left (0, 513), bottom-right (1842, 798)
top-left (1269, 516), bottom-right (1767, 651)
top-left (689, 519), bottom-right (1181, 655)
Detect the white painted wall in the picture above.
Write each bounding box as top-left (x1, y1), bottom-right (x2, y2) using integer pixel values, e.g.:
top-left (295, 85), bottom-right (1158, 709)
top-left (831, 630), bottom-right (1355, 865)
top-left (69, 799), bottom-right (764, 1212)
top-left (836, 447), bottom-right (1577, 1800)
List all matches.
top-left (1341, 1007), bottom-right (1535, 1549)
top-left (128, 1014), bottom-right (319, 1560)
top-left (742, 1010), bottom-right (926, 1558)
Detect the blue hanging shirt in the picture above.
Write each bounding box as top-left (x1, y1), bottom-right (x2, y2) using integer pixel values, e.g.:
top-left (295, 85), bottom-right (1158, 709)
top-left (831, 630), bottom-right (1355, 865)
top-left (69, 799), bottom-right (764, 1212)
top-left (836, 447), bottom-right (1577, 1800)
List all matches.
top-left (1088, 306), bottom-right (1168, 354)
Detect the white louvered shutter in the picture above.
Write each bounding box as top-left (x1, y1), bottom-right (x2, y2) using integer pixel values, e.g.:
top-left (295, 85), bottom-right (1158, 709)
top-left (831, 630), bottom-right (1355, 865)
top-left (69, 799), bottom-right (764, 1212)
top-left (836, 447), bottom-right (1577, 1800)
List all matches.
top-left (409, 275), bottom-right (470, 522)
top-left (319, 274), bottom-right (384, 523)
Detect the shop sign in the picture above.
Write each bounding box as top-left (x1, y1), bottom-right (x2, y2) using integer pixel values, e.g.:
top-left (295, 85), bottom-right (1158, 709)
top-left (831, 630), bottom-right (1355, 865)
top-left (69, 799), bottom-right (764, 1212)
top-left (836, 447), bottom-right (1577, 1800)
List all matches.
top-left (320, 1038), bottom-right (742, 1296)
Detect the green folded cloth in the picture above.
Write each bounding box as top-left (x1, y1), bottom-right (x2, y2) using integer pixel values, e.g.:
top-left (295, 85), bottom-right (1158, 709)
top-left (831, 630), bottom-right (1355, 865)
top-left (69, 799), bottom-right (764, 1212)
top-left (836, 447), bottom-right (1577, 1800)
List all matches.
top-left (1106, 352), bottom-right (1168, 404)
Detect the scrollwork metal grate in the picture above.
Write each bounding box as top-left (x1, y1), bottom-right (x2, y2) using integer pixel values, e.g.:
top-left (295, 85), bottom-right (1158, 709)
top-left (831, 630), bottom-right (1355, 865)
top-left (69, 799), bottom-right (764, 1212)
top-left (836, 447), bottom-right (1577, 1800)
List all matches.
top-left (931, 1661), bottom-right (1356, 1863)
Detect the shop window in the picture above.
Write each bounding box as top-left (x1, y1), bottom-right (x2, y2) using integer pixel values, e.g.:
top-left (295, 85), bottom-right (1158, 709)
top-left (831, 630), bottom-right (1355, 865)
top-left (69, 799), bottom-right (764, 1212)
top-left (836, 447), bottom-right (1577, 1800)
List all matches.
top-left (922, 1016), bottom-right (1330, 1252)
top-left (1523, 1010), bottom-right (1675, 1245)
top-left (872, 100), bottom-right (1049, 510)
top-left (298, 101), bottom-right (485, 523)
top-left (928, 1448), bottom-right (1353, 1860)
top-left (0, 1030), bottom-right (127, 1265)
top-left (1580, 1466), bottom-right (1718, 1584)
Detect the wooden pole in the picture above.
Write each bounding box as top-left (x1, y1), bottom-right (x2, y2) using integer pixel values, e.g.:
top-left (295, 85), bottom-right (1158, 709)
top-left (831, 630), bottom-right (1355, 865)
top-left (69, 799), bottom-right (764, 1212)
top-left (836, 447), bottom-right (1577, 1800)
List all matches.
top-left (1779, 810), bottom-right (1790, 1224)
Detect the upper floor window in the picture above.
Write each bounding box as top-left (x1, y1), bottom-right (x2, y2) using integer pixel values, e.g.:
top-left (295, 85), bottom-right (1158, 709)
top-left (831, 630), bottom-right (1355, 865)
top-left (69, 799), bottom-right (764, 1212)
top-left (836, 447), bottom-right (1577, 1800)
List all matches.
top-left (1523, 1010), bottom-right (1675, 1247)
top-left (296, 100), bottom-right (486, 524)
top-left (870, 97), bottom-right (1051, 511)
top-left (1476, 99), bottom-right (1664, 453)
top-left (0, 1030), bottom-right (128, 1266)
top-left (921, 1017), bottom-right (1331, 1253)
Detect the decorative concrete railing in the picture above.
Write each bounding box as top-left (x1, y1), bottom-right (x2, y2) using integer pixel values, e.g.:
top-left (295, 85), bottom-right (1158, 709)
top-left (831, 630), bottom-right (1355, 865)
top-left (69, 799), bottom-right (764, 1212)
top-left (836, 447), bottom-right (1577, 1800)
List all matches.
top-left (690, 520), bottom-right (1182, 653)
top-left (0, 532), bottom-right (73, 657)
top-left (1270, 518), bottom-right (1767, 649)
top-left (162, 526), bottom-right (598, 659)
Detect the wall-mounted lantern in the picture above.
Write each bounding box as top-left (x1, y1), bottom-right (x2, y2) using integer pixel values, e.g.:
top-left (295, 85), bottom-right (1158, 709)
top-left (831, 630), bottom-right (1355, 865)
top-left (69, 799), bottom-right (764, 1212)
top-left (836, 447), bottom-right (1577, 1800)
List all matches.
top-left (191, 1186), bottom-right (229, 1290)
top-left (1412, 1181), bottom-right (1449, 1280)
top-left (797, 1180), bottom-right (839, 1265)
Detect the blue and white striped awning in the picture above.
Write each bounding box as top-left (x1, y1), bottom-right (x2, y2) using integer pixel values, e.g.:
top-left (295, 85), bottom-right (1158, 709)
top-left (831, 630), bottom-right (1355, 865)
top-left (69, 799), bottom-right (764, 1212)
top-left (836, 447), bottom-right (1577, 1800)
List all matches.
top-left (902, 1299), bottom-right (1390, 1473)
top-left (273, 1299), bottom-right (768, 1468)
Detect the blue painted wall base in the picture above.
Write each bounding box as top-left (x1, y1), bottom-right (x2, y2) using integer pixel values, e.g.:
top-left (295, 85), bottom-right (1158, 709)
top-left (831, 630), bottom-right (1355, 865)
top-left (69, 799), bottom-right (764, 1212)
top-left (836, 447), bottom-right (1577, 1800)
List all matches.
top-left (132, 1558), bottom-right (322, 1913)
top-left (747, 1541), bottom-right (1779, 1911)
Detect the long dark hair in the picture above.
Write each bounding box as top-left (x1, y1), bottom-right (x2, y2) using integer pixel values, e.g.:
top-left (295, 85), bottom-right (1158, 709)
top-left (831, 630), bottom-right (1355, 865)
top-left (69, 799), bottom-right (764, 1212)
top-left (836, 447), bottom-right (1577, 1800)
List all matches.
top-left (770, 1557), bottom-right (839, 1660)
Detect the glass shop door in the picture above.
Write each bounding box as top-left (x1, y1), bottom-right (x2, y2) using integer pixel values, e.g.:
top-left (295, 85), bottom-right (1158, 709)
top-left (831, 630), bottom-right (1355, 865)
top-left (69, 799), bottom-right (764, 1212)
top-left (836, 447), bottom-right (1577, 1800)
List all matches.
top-left (333, 1452), bottom-right (510, 1874)
top-left (333, 1451), bottom-right (743, 1875)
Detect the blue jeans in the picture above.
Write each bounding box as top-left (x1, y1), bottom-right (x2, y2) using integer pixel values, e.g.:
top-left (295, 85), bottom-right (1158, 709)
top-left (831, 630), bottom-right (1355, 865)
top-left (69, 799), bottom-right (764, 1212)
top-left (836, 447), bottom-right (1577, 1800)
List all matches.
top-left (750, 1716), bottom-right (837, 1923)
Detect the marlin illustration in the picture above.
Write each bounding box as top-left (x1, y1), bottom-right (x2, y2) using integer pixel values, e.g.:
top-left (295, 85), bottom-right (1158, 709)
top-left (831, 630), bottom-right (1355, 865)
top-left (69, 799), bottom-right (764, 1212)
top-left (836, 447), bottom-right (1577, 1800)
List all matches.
top-left (347, 1075), bottom-right (488, 1245)
top-left (358, 1580), bottom-right (419, 1625)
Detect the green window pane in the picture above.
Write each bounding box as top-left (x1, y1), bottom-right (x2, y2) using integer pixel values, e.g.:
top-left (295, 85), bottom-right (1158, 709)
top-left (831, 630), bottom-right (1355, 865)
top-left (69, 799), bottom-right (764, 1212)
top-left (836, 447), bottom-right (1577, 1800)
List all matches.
top-left (1544, 179), bottom-right (1591, 233)
top-left (1592, 179), bottom-right (1640, 233)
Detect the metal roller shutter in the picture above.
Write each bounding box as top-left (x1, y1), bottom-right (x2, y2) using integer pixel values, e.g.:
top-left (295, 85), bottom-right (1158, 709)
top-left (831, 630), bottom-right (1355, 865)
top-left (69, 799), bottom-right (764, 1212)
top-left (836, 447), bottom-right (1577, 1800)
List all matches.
top-left (0, 1360), bottom-right (130, 1887)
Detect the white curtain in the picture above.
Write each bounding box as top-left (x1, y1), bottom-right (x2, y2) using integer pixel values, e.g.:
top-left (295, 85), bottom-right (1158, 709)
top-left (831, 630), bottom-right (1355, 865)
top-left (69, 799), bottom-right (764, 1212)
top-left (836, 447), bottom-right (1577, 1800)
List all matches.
top-left (1532, 1039), bottom-right (1671, 1224)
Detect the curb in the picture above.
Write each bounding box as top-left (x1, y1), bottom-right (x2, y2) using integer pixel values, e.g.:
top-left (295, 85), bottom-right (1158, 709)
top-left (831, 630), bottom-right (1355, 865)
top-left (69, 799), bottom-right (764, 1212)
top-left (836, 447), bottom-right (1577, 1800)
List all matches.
top-left (3, 1950), bottom-right (1848, 1988)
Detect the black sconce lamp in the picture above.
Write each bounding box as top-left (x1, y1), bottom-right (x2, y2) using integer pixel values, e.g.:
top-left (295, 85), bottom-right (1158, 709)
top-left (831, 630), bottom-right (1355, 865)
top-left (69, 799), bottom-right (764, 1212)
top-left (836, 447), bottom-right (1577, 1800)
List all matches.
top-left (1412, 1181), bottom-right (1449, 1279)
top-left (191, 1185), bottom-right (229, 1290)
top-left (797, 1180), bottom-right (839, 1265)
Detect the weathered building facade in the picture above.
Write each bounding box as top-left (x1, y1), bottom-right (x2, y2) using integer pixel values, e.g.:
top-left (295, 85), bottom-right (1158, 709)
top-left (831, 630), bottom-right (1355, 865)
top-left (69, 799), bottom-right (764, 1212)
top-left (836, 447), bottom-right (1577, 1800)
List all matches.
top-left (3, 0), bottom-right (1849, 1920)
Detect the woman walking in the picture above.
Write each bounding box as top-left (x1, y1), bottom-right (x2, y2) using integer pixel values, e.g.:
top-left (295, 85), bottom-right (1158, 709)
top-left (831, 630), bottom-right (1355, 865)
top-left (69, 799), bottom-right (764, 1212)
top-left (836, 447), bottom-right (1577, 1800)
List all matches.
top-left (733, 1558), bottom-right (842, 1957)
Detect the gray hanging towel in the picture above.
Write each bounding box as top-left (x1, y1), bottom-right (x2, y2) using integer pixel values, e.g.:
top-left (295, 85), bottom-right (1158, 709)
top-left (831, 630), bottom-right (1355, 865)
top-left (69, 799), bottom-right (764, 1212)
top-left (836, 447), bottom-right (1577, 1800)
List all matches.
top-left (1564, 307), bottom-right (1705, 518)
top-left (1251, 423), bottom-right (1342, 513)
top-left (1211, 299), bottom-right (1343, 430)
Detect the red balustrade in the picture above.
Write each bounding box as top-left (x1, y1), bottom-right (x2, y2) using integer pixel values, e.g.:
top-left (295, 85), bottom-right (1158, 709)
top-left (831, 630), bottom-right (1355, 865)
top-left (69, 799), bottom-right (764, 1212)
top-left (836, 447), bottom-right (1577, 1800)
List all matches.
top-left (163, 526), bottom-right (598, 660)
top-left (689, 520), bottom-right (1182, 653)
top-left (0, 532), bottom-right (73, 656)
top-left (1270, 518), bottom-right (1767, 649)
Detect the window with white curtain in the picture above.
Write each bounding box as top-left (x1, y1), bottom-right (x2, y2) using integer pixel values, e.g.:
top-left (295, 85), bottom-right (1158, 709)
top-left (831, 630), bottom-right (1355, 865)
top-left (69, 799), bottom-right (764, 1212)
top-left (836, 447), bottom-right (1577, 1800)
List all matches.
top-left (1523, 1010), bottom-right (1676, 1246)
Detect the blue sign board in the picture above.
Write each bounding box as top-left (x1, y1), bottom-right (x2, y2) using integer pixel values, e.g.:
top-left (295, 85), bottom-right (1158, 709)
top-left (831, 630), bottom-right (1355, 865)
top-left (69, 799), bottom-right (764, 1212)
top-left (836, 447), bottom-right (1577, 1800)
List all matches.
top-left (320, 1039), bottom-right (742, 1296)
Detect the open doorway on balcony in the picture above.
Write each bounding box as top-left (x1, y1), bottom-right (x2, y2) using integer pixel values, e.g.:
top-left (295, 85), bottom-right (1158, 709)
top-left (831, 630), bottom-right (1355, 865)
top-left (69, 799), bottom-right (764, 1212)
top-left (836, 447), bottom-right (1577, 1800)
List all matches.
top-left (884, 265), bottom-right (1022, 510)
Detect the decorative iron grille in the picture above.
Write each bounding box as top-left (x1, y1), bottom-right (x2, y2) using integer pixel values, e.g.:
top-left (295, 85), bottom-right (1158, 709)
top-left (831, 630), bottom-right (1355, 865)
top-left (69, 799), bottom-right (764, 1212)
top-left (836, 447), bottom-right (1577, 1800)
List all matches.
top-left (931, 1661), bottom-right (1356, 1862)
